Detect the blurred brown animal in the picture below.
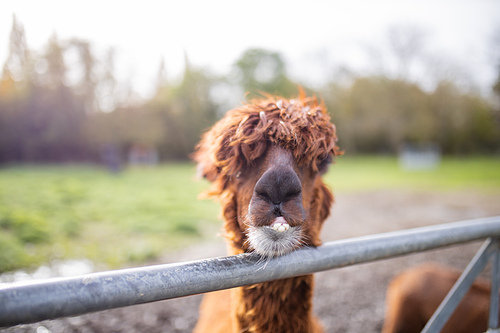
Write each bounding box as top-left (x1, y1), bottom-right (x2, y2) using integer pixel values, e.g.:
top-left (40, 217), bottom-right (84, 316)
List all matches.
top-left (382, 263), bottom-right (497, 333)
top-left (192, 91), bottom-right (341, 333)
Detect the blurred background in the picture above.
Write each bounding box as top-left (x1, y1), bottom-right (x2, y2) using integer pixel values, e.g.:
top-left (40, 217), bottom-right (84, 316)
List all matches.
top-left (1, 0), bottom-right (500, 164)
top-left (1, 0), bottom-right (500, 289)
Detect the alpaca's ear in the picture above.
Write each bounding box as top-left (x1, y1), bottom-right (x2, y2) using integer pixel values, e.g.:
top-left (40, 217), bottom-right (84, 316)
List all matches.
top-left (196, 160), bottom-right (220, 183)
top-left (193, 126), bottom-right (234, 184)
top-left (309, 181), bottom-right (334, 246)
top-left (193, 131), bottom-right (223, 183)
top-left (318, 183), bottom-right (334, 222)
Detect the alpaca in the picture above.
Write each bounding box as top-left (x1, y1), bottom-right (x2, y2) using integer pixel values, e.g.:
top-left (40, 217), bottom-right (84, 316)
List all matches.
top-left (382, 263), bottom-right (497, 333)
top-left (192, 91), bottom-right (341, 333)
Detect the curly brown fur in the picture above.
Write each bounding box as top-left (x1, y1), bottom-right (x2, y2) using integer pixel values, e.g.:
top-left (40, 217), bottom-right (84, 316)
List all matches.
top-left (192, 91), bottom-right (340, 333)
top-left (193, 92), bottom-right (339, 189)
top-left (382, 263), bottom-right (496, 333)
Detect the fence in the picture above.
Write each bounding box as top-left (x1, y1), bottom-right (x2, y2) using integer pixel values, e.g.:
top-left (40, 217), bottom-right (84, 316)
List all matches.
top-left (1, 216), bottom-right (500, 332)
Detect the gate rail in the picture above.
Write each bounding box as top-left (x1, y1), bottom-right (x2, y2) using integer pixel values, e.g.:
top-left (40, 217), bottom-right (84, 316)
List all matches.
top-left (1, 216), bottom-right (500, 331)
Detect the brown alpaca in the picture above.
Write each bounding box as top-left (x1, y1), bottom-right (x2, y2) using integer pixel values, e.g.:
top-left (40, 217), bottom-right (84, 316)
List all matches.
top-left (382, 263), bottom-right (497, 333)
top-left (192, 91), bottom-right (341, 333)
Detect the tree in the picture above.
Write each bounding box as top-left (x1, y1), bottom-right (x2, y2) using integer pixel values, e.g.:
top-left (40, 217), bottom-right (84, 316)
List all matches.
top-left (324, 75), bottom-right (500, 155)
top-left (94, 47), bottom-right (117, 112)
top-left (0, 15), bottom-right (36, 162)
top-left (232, 48), bottom-right (298, 98)
top-left (0, 27), bottom-right (92, 162)
top-left (325, 76), bottom-right (431, 153)
top-left (430, 82), bottom-right (500, 154)
top-left (67, 39), bottom-right (98, 112)
top-left (148, 54), bottom-right (219, 159)
top-left (387, 25), bottom-right (427, 81)
top-left (1, 15), bottom-right (34, 85)
top-left (492, 28), bottom-right (500, 104)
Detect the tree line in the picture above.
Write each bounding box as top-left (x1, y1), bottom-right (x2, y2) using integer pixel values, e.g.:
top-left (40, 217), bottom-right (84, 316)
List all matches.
top-left (0, 17), bottom-right (499, 164)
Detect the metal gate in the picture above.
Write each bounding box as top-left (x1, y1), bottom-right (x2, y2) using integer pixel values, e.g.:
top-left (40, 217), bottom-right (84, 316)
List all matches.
top-left (1, 216), bottom-right (500, 332)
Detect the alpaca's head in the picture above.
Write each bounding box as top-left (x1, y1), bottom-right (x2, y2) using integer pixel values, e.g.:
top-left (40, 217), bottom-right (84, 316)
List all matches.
top-left (193, 92), bottom-right (341, 257)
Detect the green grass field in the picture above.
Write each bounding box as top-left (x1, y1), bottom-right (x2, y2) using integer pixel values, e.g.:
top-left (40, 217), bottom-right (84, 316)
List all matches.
top-left (0, 156), bottom-right (499, 273)
top-left (0, 164), bottom-right (220, 272)
top-left (326, 155), bottom-right (500, 193)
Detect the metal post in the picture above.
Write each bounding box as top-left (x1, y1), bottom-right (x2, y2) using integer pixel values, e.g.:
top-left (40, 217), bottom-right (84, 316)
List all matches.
top-left (422, 238), bottom-right (497, 333)
top-left (489, 238), bottom-right (500, 329)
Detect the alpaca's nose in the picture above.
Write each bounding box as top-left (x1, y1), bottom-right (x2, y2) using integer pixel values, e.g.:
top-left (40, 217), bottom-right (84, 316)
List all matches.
top-left (254, 166), bottom-right (302, 210)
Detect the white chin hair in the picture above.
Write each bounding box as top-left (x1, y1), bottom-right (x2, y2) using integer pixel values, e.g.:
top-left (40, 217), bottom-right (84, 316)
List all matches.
top-left (246, 226), bottom-right (304, 258)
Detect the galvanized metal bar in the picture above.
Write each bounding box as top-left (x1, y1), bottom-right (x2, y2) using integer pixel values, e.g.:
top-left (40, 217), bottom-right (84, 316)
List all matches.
top-left (1, 215), bottom-right (500, 327)
top-left (422, 238), bottom-right (497, 333)
top-left (490, 239), bottom-right (500, 329)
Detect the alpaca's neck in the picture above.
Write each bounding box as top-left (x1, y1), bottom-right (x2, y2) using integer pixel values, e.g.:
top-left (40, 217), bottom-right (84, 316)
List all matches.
top-left (222, 201), bottom-right (321, 332)
top-left (233, 275), bottom-right (318, 333)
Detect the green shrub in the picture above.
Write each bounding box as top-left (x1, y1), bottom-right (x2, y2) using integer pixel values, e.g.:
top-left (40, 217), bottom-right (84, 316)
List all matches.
top-left (0, 232), bottom-right (36, 273)
top-left (7, 211), bottom-right (52, 244)
top-left (172, 222), bottom-right (200, 236)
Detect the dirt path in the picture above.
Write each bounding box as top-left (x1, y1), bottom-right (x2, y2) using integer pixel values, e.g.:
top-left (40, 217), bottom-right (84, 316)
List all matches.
top-left (3, 190), bottom-right (500, 333)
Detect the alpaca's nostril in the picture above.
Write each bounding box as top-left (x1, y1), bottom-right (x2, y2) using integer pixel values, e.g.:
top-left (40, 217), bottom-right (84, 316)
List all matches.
top-left (273, 204), bottom-right (282, 216)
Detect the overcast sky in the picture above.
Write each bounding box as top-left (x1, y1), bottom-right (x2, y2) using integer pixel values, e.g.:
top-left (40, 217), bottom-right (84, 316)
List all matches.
top-left (1, 0), bottom-right (499, 97)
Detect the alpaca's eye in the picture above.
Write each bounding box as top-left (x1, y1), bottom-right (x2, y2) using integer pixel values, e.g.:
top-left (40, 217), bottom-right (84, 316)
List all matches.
top-left (317, 155), bottom-right (332, 174)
